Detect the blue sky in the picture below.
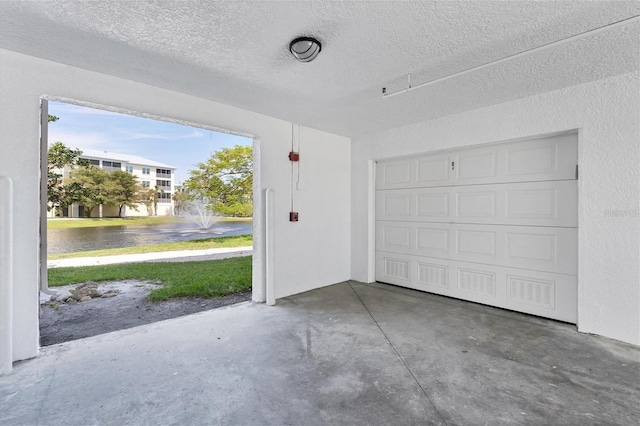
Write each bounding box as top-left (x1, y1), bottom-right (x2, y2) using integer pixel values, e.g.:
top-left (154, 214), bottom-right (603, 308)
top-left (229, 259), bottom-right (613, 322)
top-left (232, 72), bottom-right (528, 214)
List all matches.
top-left (48, 101), bottom-right (252, 184)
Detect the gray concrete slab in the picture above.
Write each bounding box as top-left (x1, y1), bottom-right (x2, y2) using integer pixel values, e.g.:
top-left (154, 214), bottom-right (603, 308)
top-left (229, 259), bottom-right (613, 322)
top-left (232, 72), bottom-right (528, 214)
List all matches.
top-left (1, 282), bottom-right (638, 425)
top-left (352, 282), bottom-right (640, 425)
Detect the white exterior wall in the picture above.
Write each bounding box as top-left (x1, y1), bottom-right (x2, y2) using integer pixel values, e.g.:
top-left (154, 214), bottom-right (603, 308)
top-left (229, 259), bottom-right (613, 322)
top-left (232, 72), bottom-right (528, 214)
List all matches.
top-left (124, 162), bottom-right (170, 216)
top-left (47, 157), bottom-right (175, 217)
top-left (352, 71), bottom-right (640, 346)
top-left (0, 49), bottom-right (351, 363)
top-left (131, 164), bottom-right (154, 196)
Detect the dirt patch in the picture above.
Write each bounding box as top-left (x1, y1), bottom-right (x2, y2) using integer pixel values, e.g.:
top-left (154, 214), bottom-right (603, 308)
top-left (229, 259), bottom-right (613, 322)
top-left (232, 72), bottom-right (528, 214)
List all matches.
top-left (40, 281), bottom-right (251, 346)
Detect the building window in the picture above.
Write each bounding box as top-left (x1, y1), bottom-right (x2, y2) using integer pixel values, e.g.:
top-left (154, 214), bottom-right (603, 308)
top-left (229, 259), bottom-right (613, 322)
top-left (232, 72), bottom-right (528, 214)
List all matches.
top-left (141, 181), bottom-right (150, 188)
top-left (142, 167), bottom-right (150, 175)
top-left (156, 179), bottom-right (171, 188)
top-left (102, 161), bottom-right (122, 171)
top-left (125, 165), bottom-right (134, 173)
top-left (157, 192), bottom-right (172, 203)
top-left (81, 158), bottom-right (100, 166)
top-left (156, 168), bottom-right (172, 177)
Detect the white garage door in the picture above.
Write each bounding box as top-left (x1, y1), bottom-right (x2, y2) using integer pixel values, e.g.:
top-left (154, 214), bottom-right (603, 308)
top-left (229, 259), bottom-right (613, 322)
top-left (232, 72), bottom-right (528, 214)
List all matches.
top-left (375, 133), bottom-right (578, 323)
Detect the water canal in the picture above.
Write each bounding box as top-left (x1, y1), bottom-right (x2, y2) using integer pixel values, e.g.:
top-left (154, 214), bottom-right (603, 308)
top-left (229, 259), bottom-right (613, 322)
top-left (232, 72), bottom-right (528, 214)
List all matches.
top-left (47, 220), bottom-right (253, 254)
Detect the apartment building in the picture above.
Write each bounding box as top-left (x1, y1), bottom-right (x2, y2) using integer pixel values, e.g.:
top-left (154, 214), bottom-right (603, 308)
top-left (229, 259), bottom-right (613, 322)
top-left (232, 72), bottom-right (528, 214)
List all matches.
top-left (52, 148), bottom-right (176, 217)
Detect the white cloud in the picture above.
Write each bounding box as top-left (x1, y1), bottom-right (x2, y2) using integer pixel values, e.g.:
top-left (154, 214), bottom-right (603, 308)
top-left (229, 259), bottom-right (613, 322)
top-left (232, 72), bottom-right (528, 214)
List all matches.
top-left (47, 129), bottom-right (125, 151)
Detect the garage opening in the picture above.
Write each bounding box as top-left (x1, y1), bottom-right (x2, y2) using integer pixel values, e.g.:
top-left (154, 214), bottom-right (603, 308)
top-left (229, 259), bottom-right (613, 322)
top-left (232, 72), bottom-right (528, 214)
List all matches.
top-left (40, 99), bottom-right (254, 345)
top-left (375, 133), bottom-right (578, 323)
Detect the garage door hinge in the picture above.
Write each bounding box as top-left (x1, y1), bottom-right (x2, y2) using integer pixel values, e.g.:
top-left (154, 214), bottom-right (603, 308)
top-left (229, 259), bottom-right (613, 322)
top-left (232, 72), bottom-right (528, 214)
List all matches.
top-left (575, 165), bottom-right (579, 180)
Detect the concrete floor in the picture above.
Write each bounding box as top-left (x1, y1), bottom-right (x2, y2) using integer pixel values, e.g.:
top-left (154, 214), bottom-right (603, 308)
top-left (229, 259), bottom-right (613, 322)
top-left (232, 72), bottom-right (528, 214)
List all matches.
top-left (1, 282), bottom-right (638, 425)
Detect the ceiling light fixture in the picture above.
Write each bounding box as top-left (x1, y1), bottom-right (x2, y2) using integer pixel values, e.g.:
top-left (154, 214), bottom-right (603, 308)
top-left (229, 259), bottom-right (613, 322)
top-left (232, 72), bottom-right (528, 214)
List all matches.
top-left (289, 37), bottom-right (322, 62)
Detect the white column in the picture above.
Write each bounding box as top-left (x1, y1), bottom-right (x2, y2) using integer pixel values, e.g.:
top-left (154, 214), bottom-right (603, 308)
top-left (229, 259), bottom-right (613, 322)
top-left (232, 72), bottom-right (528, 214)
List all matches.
top-left (0, 176), bottom-right (14, 374)
top-left (265, 188), bottom-right (276, 306)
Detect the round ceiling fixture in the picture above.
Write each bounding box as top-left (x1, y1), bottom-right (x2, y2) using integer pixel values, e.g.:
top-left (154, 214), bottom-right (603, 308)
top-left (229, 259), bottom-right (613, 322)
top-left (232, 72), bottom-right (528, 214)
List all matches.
top-left (289, 37), bottom-right (322, 62)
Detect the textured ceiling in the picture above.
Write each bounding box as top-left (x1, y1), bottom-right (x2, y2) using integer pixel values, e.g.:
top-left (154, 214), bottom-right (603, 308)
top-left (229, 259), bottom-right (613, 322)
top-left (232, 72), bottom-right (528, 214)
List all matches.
top-left (1, 1), bottom-right (639, 138)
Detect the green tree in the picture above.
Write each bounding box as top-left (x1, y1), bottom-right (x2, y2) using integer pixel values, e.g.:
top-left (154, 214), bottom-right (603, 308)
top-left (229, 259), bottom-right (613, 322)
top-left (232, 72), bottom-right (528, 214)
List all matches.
top-left (138, 187), bottom-right (156, 216)
top-left (172, 186), bottom-right (192, 216)
top-left (184, 145), bottom-right (253, 217)
top-left (136, 186), bottom-right (162, 216)
top-left (56, 181), bottom-right (87, 216)
top-left (68, 166), bottom-right (109, 217)
top-left (105, 170), bottom-right (141, 217)
top-left (47, 141), bottom-right (89, 215)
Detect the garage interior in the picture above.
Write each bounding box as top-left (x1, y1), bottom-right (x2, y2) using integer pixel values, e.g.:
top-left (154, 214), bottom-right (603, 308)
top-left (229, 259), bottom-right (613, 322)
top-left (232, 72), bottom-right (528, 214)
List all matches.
top-left (2, 282), bottom-right (639, 425)
top-left (1, 2), bottom-right (638, 424)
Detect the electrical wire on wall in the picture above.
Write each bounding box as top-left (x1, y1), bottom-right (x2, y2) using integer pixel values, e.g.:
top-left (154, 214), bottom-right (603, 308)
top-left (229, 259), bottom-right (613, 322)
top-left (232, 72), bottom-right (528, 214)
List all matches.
top-left (289, 123), bottom-right (302, 221)
top-left (290, 123), bottom-right (295, 214)
top-left (296, 124), bottom-right (302, 190)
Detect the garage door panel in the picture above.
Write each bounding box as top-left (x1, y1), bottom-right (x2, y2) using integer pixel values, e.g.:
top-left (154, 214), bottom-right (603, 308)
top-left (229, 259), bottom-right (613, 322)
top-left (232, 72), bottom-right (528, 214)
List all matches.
top-left (417, 261), bottom-right (449, 289)
top-left (377, 222), bottom-right (576, 275)
top-left (382, 225), bottom-right (411, 249)
top-left (504, 133), bottom-right (577, 179)
top-left (456, 229), bottom-right (497, 260)
top-left (504, 228), bottom-right (576, 275)
top-left (417, 193), bottom-right (449, 217)
top-left (506, 144), bottom-right (555, 176)
top-left (376, 133), bottom-right (577, 189)
top-left (506, 271), bottom-right (576, 322)
top-left (376, 251), bottom-right (577, 323)
top-left (416, 227), bottom-right (449, 254)
top-left (455, 191), bottom-right (497, 218)
top-left (377, 180), bottom-right (577, 227)
top-left (382, 193), bottom-right (413, 218)
top-left (381, 256), bottom-right (411, 282)
top-left (375, 134), bottom-right (577, 323)
top-left (506, 187), bottom-right (557, 219)
top-left (378, 159), bottom-right (412, 187)
top-left (456, 150), bottom-right (498, 180)
top-left (417, 156), bottom-right (451, 183)
top-left (457, 267), bottom-right (497, 299)
top-left (507, 275), bottom-right (556, 311)
top-left (505, 232), bottom-right (556, 263)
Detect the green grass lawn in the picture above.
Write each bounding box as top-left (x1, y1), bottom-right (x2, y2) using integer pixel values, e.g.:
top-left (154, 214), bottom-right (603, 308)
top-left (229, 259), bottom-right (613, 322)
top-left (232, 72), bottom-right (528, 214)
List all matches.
top-left (48, 234), bottom-right (253, 260)
top-left (47, 216), bottom-right (252, 229)
top-left (48, 256), bottom-right (252, 301)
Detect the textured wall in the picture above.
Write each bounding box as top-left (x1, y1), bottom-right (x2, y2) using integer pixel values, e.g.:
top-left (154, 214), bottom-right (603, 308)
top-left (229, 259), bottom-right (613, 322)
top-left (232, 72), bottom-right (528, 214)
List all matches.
top-left (0, 49), bottom-right (351, 362)
top-left (352, 72), bottom-right (640, 345)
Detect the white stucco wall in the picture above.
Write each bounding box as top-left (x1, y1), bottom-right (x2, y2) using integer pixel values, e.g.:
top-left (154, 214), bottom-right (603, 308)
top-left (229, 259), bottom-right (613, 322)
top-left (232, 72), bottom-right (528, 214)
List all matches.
top-left (0, 49), bottom-right (351, 362)
top-left (351, 71), bottom-right (640, 346)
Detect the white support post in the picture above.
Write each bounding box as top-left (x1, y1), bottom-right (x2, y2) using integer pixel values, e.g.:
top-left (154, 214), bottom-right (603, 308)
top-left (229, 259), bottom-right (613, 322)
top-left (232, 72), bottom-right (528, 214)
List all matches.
top-left (40, 99), bottom-right (55, 295)
top-left (265, 189), bottom-right (276, 305)
top-left (368, 160), bottom-right (376, 283)
top-left (0, 176), bottom-right (14, 374)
